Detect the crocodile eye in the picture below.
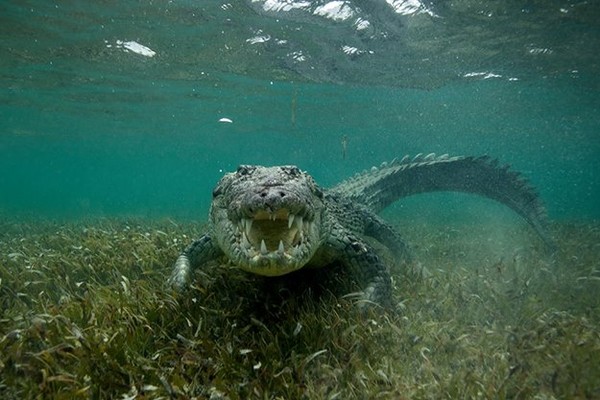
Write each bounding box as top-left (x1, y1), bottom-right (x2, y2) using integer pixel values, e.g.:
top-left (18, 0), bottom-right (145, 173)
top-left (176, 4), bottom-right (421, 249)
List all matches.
top-left (286, 166), bottom-right (301, 176)
top-left (236, 165), bottom-right (254, 176)
top-left (314, 185), bottom-right (324, 199)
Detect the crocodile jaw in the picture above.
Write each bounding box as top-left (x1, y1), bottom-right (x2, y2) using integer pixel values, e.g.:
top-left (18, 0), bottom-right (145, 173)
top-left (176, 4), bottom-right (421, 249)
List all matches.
top-left (211, 207), bottom-right (319, 276)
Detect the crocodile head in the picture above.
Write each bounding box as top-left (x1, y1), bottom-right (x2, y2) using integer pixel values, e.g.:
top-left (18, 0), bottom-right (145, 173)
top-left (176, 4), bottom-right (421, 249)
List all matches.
top-left (209, 165), bottom-right (326, 276)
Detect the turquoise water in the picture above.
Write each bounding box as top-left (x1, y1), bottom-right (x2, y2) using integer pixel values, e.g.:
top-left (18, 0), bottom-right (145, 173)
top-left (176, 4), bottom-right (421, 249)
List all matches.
top-left (1, 1), bottom-right (599, 221)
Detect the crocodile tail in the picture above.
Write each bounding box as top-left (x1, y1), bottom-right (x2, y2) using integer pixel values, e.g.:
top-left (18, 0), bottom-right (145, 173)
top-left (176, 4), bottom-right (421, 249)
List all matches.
top-left (331, 154), bottom-right (553, 247)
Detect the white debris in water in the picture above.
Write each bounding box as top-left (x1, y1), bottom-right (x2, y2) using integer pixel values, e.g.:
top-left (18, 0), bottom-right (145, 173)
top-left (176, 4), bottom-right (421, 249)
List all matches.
top-left (341, 45), bottom-right (373, 57)
top-left (528, 47), bottom-right (554, 55)
top-left (463, 72), bottom-right (503, 79)
top-left (246, 34), bottom-right (271, 44)
top-left (109, 40), bottom-right (156, 57)
top-left (464, 71), bottom-right (520, 81)
top-left (342, 45), bottom-right (359, 55)
top-left (256, 0), bottom-right (311, 13)
top-left (314, 1), bottom-right (355, 21)
top-left (288, 50), bottom-right (306, 62)
top-left (219, 117), bottom-right (233, 123)
top-left (385, 0), bottom-right (438, 17)
top-left (354, 17), bottom-right (370, 31)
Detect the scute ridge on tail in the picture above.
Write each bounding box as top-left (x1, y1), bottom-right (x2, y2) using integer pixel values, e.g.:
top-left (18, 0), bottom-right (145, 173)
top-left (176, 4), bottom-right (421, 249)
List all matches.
top-left (331, 154), bottom-right (552, 247)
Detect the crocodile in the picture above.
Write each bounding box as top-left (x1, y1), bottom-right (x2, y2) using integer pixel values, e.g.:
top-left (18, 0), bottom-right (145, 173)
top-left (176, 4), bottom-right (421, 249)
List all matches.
top-left (168, 154), bottom-right (552, 308)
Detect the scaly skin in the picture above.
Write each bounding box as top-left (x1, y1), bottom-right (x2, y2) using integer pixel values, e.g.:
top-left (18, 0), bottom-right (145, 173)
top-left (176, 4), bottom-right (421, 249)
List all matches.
top-left (169, 154), bottom-right (552, 308)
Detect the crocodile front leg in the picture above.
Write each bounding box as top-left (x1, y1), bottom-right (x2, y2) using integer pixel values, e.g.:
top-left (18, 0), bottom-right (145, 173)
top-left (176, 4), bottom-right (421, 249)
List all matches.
top-left (322, 229), bottom-right (393, 309)
top-left (168, 234), bottom-right (223, 291)
top-left (362, 210), bottom-right (412, 263)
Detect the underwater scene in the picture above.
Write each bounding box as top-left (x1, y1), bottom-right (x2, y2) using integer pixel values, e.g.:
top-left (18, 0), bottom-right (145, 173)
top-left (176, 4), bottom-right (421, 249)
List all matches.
top-left (1, 1), bottom-right (599, 398)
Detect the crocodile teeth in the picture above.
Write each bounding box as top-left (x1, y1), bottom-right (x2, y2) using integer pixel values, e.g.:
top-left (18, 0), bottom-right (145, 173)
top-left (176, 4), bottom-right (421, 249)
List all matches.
top-left (236, 211), bottom-right (313, 257)
top-left (288, 214), bottom-right (304, 231)
top-left (242, 232), bottom-right (252, 249)
top-left (260, 239), bottom-right (268, 255)
top-left (293, 230), bottom-right (304, 246)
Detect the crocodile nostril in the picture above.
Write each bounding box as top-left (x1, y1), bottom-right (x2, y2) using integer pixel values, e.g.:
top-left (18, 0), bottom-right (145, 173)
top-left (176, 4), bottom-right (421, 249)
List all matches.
top-left (257, 188), bottom-right (287, 204)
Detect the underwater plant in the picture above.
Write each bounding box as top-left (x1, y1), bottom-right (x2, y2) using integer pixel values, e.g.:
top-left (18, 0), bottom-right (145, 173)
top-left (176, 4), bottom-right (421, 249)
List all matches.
top-left (0, 218), bottom-right (598, 398)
